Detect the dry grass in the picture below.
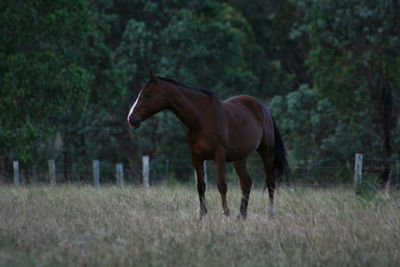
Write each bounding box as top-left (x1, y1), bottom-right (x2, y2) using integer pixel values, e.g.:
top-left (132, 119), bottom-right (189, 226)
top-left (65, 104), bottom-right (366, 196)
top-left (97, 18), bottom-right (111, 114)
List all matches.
top-left (0, 184), bottom-right (399, 266)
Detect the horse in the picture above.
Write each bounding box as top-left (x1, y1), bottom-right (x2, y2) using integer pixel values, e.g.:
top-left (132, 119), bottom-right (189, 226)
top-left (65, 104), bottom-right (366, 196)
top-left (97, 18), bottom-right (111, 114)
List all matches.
top-left (127, 72), bottom-right (290, 218)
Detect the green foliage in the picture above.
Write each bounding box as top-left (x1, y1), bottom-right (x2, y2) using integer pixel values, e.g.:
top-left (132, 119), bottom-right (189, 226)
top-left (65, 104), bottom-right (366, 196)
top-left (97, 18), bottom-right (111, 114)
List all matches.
top-left (0, 0), bottom-right (91, 163)
top-left (1, 0), bottom-right (399, 185)
top-left (227, 0), bottom-right (307, 95)
top-left (115, 1), bottom-right (260, 97)
top-left (270, 0), bottom-right (400, 182)
top-left (271, 86), bottom-right (342, 158)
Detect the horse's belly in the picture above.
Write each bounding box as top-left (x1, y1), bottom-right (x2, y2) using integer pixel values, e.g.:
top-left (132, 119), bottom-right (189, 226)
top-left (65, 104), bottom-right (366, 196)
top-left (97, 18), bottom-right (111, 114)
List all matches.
top-left (225, 147), bottom-right (255, 162)
top-left (223, 121), bottom-right (262, 161)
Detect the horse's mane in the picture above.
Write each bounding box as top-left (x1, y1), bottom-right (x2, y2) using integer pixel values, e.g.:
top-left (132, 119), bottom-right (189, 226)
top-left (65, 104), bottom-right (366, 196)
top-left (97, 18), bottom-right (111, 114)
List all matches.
top-left (157, 77), bottom-right (214, 96)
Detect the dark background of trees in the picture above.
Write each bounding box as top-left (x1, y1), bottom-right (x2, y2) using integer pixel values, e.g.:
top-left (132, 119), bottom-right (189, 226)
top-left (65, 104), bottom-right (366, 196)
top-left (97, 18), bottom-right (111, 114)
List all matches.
top-left (1, 0), bottom-right (399, 185)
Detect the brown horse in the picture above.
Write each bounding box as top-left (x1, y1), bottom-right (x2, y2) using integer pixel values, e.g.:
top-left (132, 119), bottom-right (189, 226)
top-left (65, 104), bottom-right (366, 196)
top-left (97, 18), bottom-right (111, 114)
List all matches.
top-left (127, 72), bottom-right (290, 218)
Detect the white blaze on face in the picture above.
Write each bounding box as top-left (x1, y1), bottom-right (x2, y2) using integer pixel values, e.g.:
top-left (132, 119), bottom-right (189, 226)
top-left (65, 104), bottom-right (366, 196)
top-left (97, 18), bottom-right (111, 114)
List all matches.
top-left (127, 90), bottom-right (142, 122)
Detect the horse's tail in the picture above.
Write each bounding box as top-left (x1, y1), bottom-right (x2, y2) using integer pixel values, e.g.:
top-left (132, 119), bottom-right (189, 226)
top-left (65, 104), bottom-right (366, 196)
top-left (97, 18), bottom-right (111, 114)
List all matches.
top-left (272, 118), bottom-right (291, 180)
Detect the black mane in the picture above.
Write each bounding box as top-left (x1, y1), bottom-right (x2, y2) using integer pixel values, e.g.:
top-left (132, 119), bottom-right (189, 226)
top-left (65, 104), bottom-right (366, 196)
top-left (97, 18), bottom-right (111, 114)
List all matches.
top-left (158, 77), bottom-right (214, 96)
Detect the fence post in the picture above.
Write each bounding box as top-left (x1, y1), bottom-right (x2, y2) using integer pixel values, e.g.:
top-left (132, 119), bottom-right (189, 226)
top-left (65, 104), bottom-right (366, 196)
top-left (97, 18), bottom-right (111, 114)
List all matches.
top-left (13, 161), bottom-right (19, 187)
top-left (385, 162), bottom-right (393, 194)
top-left (194, 161), bottom-right (208, 184)
top-left (142, 156), bottom-right (150, 188)
top-left (48, 160), bottom-right (56, 185)
top-left (116, 163), bottom-right (124, 187)
top-left (354, 153), bottom-right (363, 186)
top-left (93, 160), bottom-right (100, 188)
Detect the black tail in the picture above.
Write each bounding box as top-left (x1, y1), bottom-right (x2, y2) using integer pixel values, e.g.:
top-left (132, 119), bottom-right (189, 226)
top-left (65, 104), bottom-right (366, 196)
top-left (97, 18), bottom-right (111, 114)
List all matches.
top-left (272, 118), bottom-right (291, 179)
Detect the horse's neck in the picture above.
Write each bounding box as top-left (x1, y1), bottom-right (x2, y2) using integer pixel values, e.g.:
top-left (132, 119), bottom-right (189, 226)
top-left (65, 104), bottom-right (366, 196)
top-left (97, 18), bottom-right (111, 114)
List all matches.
top-left (165, 85), bottom-right (213, 129)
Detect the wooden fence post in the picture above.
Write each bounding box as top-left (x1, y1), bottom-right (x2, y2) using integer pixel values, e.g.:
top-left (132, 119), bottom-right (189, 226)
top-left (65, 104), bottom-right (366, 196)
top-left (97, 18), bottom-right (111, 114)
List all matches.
top-left (384, 162), bottom-right (392, 193)
top-left (116, 163), bottom-right (124, 187)
top-left (48, 160), bottom-right (56, 185)
top-left (194, 161), bottom-right (208, 184)
top-left (93, 160), bottom-right (100, 188)
top-left (13, 161), bottom-right (19, 187)
top-left (142, 156), bottom-right (150, 188)
top-left (354, 153), bottom-right (363, 186)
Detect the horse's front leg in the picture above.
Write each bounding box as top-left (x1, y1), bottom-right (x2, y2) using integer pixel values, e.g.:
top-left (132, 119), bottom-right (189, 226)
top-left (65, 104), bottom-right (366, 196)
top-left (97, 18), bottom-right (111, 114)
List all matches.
top-left (190, 152), bottom-right (207, 218)
top-left (215, 148), bottom-right (230, 216)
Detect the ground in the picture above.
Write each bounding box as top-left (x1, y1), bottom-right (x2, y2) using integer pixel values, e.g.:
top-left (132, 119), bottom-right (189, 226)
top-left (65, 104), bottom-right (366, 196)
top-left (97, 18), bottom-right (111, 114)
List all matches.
top-left (0, 184), bottom-right (399, 266)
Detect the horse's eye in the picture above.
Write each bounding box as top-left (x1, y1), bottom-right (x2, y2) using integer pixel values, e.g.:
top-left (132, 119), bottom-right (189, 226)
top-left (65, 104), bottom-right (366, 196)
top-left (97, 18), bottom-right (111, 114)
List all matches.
top-left (144, 93), bottom-right (152, 99)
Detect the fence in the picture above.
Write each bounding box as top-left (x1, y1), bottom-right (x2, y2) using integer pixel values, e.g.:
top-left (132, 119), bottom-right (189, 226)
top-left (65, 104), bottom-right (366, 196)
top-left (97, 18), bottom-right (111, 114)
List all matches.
top-left (8, 153), bottom-right (400, 191)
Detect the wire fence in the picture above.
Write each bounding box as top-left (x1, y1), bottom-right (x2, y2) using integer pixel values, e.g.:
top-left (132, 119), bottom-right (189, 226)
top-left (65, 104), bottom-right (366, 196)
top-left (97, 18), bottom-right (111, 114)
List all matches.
top-left (4, 154), bottom-right (400, 190)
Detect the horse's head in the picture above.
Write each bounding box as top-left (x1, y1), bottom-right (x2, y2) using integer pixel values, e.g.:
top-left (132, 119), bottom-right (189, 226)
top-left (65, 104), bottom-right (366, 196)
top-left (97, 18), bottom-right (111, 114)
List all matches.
top-left (127, 72), bottom-right (167, 129)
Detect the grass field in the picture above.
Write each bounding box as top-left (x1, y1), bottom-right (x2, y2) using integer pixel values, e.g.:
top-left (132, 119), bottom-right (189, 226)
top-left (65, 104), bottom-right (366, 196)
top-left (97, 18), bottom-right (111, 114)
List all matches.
top-left (0, 184), bottom-right (399, 266)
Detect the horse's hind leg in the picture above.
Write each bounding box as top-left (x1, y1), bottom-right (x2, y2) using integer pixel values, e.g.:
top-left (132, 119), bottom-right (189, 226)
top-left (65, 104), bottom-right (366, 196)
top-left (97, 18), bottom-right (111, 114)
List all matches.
top-left (257, 145), bottom-right (275, 217)
top-left (233, 159), bottom-right (252, 219)
top-left (215, 148), bottom-right (230, 216)
top-left (190, 152), bottom-right (207, 218)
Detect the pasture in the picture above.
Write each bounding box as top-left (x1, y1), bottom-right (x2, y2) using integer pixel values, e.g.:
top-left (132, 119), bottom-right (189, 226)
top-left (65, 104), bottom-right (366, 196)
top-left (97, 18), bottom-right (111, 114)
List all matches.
top-left (0, 185), bottom-right (399, 266)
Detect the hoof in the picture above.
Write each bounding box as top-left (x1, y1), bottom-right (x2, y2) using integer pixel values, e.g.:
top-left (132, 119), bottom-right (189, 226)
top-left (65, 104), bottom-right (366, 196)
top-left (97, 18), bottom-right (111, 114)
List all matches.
top-left (199, 208), bottom-right (207, 219)
top-left (269, 210), bottom-right (275, 219)
top-left (223, 209), bottom-right (230, 217)
top-left (236, 214), bottom-right (247, 220)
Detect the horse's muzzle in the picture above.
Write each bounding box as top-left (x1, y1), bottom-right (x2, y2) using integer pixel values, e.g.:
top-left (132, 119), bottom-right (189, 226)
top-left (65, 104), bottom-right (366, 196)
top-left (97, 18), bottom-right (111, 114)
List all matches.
top-left (128, 115), bottom-right (142, 129)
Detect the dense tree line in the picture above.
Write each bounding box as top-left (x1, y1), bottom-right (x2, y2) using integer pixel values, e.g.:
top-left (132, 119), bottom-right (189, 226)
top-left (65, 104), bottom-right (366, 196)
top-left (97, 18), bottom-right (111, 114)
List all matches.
top-left (1, 0), bottom-right (399, 184)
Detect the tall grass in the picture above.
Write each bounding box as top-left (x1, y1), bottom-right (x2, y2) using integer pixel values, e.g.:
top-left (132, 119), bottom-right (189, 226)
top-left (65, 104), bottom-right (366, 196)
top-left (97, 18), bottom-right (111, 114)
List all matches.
top-left (0, 185), bottom-right (399, 266)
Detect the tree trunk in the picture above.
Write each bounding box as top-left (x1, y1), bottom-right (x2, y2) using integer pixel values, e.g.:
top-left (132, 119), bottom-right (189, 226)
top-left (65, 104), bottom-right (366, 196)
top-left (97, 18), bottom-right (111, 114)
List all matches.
top-left (126, 153), bottom-right (139, 184)
top-left (125, 129), bottom-right (140, 183)
top-left (379, 76), bottom-right (394, 186)
top-left (118, 124), bottom-right (141, 183)
top-left (362, 54), bottom-right (395, 187)
top-left (63, 151), bottom-right (69, 183)
top-left (0, 155), bottom-right (8, 183)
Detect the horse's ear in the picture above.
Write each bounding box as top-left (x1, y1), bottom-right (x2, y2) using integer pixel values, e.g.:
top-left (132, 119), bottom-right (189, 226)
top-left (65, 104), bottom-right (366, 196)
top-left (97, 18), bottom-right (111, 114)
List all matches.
top-left (149, 71), bottom-right (158, 85)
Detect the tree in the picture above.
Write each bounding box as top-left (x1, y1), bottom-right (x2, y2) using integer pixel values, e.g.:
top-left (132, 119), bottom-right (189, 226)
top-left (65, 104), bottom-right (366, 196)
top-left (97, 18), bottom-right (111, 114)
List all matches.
top-left (0, 0), bottom-right (91, 180)
top-left (270, 85), bottom-right (371, 182)
top-left (227, 0), bottom-right (307, 95)
top-left (286, 0), bottom-right (400, 183)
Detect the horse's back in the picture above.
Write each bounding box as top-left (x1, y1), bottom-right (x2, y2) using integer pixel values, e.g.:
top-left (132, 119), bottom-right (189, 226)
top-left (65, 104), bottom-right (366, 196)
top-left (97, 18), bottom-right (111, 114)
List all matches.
top-left (227, 95), bottom-right (275, 149)
top-left (223, 95), bottom-right (272, 125)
